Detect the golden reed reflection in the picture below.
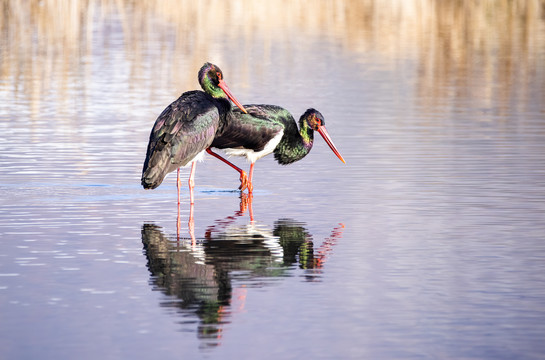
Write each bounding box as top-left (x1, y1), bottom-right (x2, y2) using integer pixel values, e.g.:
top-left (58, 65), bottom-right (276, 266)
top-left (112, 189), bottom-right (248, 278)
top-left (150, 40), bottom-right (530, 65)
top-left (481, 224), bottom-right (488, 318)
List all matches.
top-left (1, 0), bottom-right (543, 115)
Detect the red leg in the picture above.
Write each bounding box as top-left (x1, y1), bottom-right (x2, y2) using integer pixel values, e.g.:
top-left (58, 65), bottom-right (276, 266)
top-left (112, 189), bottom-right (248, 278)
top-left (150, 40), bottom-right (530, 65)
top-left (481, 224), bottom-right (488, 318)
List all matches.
top-left (177, 168), bottom-right (181, 205)
top-left (247, 192), bottom-right (254, 221)
top-left (248, 162), bottom-right (255, 193)
top-left (188, 161), bottom-right (196, 204)
top-left (188, 201), bottom-right (195, 246)
top-left (188, 162), bottom-right (196, 244)
top-left (206, 148), bottom-right (249, 191)
top-left (176, 195), bottom-right (181, 241)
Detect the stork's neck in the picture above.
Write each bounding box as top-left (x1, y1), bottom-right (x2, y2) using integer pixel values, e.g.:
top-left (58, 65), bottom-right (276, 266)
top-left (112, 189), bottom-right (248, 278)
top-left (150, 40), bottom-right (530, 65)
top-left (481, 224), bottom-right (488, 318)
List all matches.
top-left (200, 77), bottom-right (225, 100)
top-left (299, 119), bottom-right (314, 151)
top-left (273, 119), bottom-right (314, 165)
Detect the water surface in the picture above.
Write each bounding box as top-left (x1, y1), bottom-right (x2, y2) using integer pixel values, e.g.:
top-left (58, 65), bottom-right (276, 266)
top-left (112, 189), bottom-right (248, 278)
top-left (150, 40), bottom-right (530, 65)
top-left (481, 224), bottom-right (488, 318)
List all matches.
top-left (1, 1), bottom-right (545, 359)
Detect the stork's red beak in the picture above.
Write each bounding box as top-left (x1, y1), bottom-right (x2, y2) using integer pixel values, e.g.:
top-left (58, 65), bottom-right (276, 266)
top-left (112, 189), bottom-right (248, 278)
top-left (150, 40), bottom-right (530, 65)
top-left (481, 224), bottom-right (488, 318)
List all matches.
top-left (317, 126), bottom-right (346, 164)
top-left (218, 79), bottom-right (248, 114)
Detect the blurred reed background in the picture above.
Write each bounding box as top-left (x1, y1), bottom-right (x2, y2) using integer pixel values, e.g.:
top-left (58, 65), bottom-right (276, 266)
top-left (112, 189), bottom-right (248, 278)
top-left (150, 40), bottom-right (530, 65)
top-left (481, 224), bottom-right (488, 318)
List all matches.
top-left (1, 0), bottom-right (544, 118)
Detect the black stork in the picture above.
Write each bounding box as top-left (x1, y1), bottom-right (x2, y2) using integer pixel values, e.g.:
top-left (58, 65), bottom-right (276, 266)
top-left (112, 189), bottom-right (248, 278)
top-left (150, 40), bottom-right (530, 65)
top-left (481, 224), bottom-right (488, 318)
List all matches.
top-left (141, 62), bottom-right (247, 204)
top-left (207, 105), bottom-right (345, 192)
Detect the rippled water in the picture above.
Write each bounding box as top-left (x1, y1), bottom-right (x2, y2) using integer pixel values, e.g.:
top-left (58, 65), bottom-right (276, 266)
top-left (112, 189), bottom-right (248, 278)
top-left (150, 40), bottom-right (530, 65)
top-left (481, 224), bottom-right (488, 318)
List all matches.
top-left (1, 1), bottom-right (545, 359)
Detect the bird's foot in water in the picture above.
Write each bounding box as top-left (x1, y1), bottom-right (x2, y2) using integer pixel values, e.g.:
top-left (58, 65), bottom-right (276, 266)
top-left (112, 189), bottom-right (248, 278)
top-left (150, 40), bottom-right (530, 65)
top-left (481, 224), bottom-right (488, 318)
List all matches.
top-left (239, 192), bottom-right (252, 213)
top-left (238, 171), bottom-right (249, 191)
top-left (239, 192), bottom-right (254, 221)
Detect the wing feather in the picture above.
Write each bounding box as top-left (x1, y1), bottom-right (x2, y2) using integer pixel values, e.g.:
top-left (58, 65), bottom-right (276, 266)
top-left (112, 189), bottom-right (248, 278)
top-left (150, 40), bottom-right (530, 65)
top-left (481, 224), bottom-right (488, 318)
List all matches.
top-left (212, 105), bottom-right (285, 151)
top-left (141, 91), bottom-right (219, 189)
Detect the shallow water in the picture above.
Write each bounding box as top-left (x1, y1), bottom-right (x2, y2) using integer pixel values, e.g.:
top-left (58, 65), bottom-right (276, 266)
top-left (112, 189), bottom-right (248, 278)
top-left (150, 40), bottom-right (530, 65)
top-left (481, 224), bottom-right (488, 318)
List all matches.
top-left (1, 1), bottom-right (545, 359)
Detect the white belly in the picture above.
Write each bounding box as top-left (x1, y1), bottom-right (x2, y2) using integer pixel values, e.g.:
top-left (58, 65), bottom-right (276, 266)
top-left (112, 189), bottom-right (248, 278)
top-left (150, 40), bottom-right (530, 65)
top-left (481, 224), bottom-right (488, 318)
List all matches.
top-left (181, 149), bottom-right (206, 167)
top-left (224, 130), bottom-right (284, 163)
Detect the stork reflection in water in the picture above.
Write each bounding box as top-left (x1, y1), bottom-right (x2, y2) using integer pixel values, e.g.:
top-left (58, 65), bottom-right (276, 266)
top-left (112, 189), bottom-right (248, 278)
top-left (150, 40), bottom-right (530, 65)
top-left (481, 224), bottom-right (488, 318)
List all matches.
top-left (141, 202), bottom-right (344, 345)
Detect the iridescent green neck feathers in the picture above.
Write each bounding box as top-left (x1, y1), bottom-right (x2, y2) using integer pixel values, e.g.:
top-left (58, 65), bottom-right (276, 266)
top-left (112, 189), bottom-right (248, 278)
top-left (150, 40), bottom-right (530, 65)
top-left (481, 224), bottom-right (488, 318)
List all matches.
top-left (198, 62), bottom-right (226, 99)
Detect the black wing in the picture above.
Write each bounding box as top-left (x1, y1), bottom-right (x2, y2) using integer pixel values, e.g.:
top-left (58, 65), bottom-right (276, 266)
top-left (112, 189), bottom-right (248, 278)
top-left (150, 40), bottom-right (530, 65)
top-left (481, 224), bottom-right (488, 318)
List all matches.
top-left (141, 91), bottom-right (220, 189)
top-left (212, 104), bottom-right (286, 152)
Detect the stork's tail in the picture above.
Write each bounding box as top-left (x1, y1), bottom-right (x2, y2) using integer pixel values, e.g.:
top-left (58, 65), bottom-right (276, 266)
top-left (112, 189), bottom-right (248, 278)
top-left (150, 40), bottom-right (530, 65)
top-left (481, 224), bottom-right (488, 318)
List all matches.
top-left (141, 150), bottom-right (171, 189)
